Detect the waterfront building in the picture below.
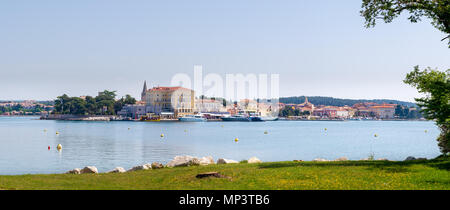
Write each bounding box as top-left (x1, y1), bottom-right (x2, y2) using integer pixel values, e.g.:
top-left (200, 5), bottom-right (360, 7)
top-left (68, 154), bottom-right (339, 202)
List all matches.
top-left (296, 97), bottom-right (314, 110)
top-left (352, 102), bottom-right (396, 119)
top-left (369, 104), bottom-right (396, 119)
top-left (141, 83), bottom-right (195, 117)
top-left (344, 106), bottom-right (356, 118)
top-left (117, 104), bottom-right (146, 119)
top-left (257, 101), bottom-right (278, 117)
top-left (356, 108), bottom-right (373, 118)
top-left (336, 108), bottom-right (350, 118)
top-left (335, 106), bottom-right (354, 118)
top-left (238, 99), bottom-right (258, 114)
top-left (195, 98), bottom-right (226, 113)
top-left (313, 106), bottom-right (338, 118)
top-left (296, 97), bottom-right (315, 115)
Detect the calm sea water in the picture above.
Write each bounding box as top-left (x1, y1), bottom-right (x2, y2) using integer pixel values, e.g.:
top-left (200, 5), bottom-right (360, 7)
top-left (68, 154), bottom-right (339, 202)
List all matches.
top-left (0, 116), bottom-right (441, 175)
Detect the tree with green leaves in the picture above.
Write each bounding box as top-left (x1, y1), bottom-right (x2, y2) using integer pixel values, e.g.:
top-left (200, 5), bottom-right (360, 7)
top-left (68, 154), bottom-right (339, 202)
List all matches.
top-left (54, 94), bottom-right (71, 114)
top-left (361, 0), bottom-right (450, 47)
top-left (404, 66), bottom-right (450, 154)
top-left (123, 94), bottom-right (137, 105)
top-left (85, 96), bottom-right (98, 115)
top-left (95, 90), bottom-right (117, 115)
top-left (361, 0), bottom-right (449, 154)
top-left (395, 105), bottom-right (404, 117)
top-left (69, 97), bottom-right (87, 115)
top-left (53, 90), bottom-right (136, 116)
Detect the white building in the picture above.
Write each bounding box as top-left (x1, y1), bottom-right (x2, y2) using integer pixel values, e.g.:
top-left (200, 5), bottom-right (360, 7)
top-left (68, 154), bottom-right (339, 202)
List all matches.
top-left (195, 99), bottom-right (226, 113)
top-left (117, 104), bottom-right (146, 119)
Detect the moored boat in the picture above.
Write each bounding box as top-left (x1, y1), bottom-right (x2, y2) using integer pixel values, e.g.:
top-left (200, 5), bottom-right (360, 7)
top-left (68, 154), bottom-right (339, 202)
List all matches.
top-left (249, 116), bottom-right (264, 121)
top-left (260, 116), bottom-right (279, 121)
top-left (178, 115), bottom-right (207, 122)
top-left (221, 115), bottom-right (250, 122)
top-left (140, 115), bottom-right (161, 122)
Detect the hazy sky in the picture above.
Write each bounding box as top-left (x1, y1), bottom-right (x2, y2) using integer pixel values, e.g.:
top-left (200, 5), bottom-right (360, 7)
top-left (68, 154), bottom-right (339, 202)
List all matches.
top-left (1, 0), bottom-right (449, 102)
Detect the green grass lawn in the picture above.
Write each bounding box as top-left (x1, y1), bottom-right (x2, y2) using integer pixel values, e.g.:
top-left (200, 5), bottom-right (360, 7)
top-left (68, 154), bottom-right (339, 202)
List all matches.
top-left (1, 156), bottom-right (449, 190)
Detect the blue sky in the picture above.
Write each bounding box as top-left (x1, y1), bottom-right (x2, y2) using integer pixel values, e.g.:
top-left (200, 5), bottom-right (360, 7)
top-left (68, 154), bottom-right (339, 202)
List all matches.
top-left (1, 0), bottom-right (449, 101)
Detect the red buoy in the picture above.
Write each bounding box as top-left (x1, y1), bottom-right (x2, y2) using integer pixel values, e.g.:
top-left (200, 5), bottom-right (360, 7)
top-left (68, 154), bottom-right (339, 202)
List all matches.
top-left (48, 146), bottom-right (50, 150)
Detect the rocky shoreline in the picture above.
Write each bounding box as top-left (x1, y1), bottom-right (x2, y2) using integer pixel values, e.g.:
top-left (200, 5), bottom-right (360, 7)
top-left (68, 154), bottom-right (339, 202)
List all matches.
top-left (65, 155), bottom-right (261, 174)
top-left (64, 155), bottom-right (428, 175)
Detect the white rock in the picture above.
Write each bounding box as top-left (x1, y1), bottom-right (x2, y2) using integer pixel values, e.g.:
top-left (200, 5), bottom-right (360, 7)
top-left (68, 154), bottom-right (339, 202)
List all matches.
top-left (66, 168), bottom-right (81, 174)
top-left (217, 158), bottom-right (238, 164)
top-left (107, 167), bottom-right (126, 173)
top-left (80, 166), bottom-right (98, 174)
top-left (166, 155), bottom-right (200, 167)
top-left (199, 156), bottom-right (215, 165)
top-left (334, 157), bottom-right (348, 161)
top-left (313, 158), bottom-right (329, 162)
top-left (248, 157), bottom-right (262, 164)
top-left (127, 164), bottom-right (150, 172)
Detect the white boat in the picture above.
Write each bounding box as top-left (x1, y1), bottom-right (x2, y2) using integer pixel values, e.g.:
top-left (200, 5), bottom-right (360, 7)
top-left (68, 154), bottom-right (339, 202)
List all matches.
top-left (261, 116), bottom-right (279, 121)
top-left (178, 115), bottom-right (207, 122)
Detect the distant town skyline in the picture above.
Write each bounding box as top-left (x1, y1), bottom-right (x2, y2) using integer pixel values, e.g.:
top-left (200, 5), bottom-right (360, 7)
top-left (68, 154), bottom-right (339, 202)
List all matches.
top-left (1, 1), bottom-right (449, 102)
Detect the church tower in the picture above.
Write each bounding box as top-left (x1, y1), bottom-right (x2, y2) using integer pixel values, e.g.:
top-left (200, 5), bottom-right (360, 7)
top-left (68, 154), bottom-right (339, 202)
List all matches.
top-left (141, 81), bottom-right (147, 101)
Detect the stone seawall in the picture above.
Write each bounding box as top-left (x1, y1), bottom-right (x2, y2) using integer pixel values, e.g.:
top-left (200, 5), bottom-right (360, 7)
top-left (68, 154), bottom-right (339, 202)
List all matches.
top-left (40, 114), bottom-right (114, 121)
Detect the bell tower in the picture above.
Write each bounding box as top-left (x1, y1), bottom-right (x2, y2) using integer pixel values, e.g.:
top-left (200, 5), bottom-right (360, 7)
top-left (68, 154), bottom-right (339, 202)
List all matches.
top-left (141, 81), bottom-right (147, 101)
